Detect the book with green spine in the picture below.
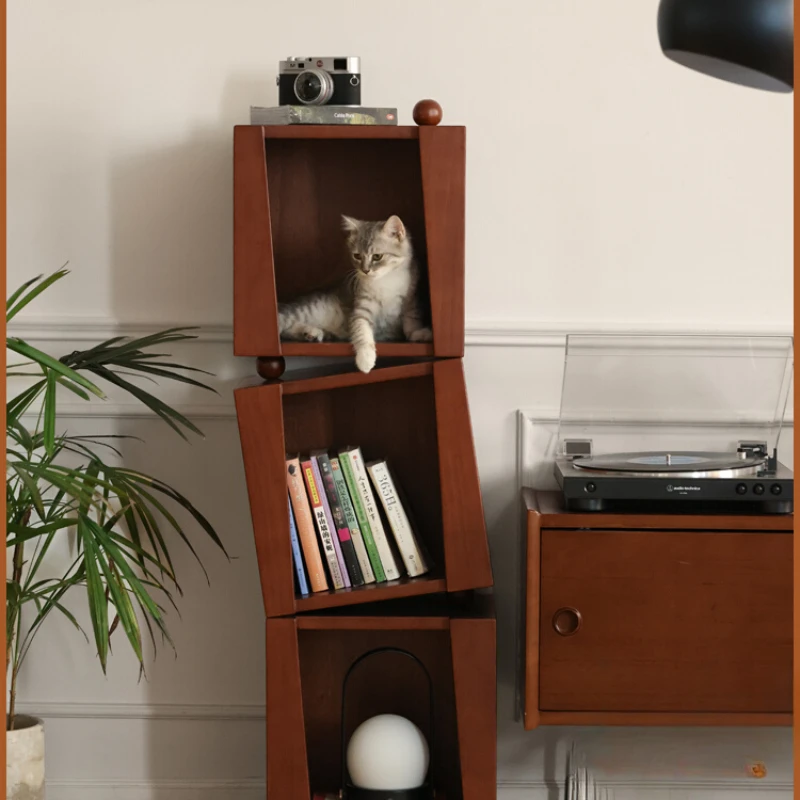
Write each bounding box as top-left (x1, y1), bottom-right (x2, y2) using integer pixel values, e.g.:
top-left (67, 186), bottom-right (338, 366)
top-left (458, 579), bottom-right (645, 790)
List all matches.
top-left (338, 449), bottom-right (386, 582)
top-left (330, 457), bottom-right (375, 584)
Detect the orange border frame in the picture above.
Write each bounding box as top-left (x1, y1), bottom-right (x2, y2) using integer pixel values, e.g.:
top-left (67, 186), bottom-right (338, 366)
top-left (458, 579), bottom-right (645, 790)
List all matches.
top-left (2, 0), bottom-right (8, 792)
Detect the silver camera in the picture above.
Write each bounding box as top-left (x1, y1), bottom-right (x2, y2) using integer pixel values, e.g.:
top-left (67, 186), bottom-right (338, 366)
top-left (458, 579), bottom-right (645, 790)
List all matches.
top-left (277, 56), bottom-right (362, 106)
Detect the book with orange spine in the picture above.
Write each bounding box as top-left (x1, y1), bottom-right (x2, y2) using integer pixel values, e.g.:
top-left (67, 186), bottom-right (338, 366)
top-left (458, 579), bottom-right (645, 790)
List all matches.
top-left (285, 456), bottom-right (328, 593)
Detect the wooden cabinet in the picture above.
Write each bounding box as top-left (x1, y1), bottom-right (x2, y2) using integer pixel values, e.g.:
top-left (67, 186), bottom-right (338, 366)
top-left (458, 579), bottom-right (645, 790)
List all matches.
top-left (523, 489), bottom-right (792, 728)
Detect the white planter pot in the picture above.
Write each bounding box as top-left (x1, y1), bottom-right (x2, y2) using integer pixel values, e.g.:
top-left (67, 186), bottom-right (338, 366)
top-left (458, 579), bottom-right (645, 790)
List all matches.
top-left (6, 715), bottom-right (45, 800)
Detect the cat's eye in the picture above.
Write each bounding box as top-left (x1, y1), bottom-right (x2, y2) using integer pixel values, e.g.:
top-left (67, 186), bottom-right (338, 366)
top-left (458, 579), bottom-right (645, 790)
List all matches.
top-left (372, 254), bottom-right (383, 263)
top-left (353, 253), bottom-right (362, 261)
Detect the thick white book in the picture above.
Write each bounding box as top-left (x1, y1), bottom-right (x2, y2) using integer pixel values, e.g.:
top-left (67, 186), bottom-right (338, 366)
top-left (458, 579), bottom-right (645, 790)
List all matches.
top-left (367, 460), bottom-right (429, 578)
top-left (341, 447), bottom-right (401, 581)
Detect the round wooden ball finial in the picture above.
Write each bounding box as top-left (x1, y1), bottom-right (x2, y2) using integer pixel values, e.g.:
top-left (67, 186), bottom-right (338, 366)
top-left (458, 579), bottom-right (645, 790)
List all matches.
top-left (256, 356), bottom-right (286, 380)
top-left (413, 99), bottom-right (443, 126)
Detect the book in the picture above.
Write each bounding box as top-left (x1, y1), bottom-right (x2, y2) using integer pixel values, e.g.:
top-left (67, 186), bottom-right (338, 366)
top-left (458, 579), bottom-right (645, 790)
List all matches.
top-left (339, 447), bottom-right (402, 581)
top-left (367, 460), bottom-right (429, 578)
top-left (285, 457), bottom-right (328, 593)
top-left (250, 105), bottom-right (398, 126)
top-left (313, 451), bottom-right (365, 587)
top-left (338, 451), bottom-right (386, 583)
top-left (302, 457), bottom-right (349, 590)
top-left (286, 492), bottom-right (310, 595)
top-left (331, 457), bottom-right (376, 584)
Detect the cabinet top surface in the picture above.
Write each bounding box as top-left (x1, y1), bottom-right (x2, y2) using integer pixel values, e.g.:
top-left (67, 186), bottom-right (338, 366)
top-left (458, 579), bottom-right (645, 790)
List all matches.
top-left (524, 488), bottom-right (794, 531)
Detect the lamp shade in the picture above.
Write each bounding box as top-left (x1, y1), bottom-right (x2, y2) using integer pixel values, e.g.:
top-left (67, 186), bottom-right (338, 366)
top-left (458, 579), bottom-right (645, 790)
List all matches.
top-left (657, 0), bottom-right (794, 92)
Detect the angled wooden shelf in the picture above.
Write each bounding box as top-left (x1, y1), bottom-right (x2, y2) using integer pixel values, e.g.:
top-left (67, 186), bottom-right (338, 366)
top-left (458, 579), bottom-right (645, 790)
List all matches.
top-left (233, 124), bottom-right (466, 364)
top-left (234, 360), bottom-right (492, 618)
top-left (267, 593), bottom-right (496, 800)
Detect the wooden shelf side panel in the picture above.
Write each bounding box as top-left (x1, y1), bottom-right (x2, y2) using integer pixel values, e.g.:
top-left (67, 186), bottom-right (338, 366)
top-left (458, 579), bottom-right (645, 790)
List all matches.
top-left (420, 126), bottom-right (466, 357)
top-left (266, 618), bottom-right (310, 799)
top-left (451, 617), bottom-right (497, 800)
top-left (234, 383), bottom-right (295, 618)
top-left (233, 126), bottom-right (280, 357)
top-left (434, 360), bottom-right (493, 593)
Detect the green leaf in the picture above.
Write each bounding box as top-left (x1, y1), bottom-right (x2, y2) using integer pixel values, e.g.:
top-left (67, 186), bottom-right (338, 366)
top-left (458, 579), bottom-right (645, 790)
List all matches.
top-left (6, 268), bottom-right (69, 322)
top-left (7, 381), bottom-right (46, 426)
top-left (11, 464), bottom-right (45, 518)
top-left (78, 520), bottom-right (110, 672)
top-left (7, 339), bottom-right (105, 398)
top-left (43, 371), bottom-right (57, 455)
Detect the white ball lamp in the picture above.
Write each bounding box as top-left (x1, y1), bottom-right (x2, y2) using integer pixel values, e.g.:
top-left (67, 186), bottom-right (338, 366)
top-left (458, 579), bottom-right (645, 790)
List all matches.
top-left (346, 714), bottom-right (430, 798)
top-left (340, 648), bottom-right (435, 800)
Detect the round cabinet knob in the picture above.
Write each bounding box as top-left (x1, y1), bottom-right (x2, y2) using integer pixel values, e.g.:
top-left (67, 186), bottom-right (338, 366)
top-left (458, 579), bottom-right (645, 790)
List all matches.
top-left (553, 607), bottom-right (582, 636)
top-left (413, 99), bottom-right (443, 126)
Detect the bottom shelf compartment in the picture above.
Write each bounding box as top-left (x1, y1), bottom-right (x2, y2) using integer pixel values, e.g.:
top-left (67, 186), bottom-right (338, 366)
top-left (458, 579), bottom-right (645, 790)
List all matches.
top-left (266, 595), bottom-right (496, 800)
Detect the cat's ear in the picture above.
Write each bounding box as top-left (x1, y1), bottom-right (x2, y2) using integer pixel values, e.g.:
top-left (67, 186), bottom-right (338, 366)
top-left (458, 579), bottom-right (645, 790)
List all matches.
top-left (341, 215), bottom-right (361, 234)
top-left (382, 215), bottom-right (406, 241)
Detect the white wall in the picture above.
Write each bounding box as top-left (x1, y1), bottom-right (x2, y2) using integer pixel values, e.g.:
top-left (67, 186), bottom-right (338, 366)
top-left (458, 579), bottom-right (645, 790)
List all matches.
top-left (7, 0), bottom-right (793, 798)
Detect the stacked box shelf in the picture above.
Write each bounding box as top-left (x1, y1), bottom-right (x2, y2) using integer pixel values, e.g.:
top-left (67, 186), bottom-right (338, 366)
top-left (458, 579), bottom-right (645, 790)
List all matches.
top-left (233, 116), bottom-right (496, 799)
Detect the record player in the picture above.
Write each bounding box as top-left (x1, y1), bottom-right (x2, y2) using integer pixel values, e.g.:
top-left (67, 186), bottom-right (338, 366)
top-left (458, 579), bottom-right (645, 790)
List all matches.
top-left (552, 334), bottom-right (794, 514)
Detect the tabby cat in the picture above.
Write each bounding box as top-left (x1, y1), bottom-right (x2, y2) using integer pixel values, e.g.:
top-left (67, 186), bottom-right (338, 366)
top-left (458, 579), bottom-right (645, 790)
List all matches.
top-left (278, 214), bottom-right (432, 373)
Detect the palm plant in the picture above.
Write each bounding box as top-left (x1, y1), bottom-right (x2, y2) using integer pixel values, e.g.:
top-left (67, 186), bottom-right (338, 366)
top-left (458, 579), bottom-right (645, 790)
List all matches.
top-left (6, 269), bottom-right (227, 729)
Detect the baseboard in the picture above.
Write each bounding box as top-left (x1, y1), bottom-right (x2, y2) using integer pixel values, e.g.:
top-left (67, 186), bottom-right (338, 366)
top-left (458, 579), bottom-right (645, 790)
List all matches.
top-left (45, 779), bottom-right (792, 800)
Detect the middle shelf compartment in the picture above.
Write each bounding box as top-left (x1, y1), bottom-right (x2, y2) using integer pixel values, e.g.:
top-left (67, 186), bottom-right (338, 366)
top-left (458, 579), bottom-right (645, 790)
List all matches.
top-left (234, 359), bottom-right (493, 617)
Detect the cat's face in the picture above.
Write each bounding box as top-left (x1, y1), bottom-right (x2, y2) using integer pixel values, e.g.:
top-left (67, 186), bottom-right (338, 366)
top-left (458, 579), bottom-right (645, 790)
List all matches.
top-left (341, 215), bottom-right (412, 278)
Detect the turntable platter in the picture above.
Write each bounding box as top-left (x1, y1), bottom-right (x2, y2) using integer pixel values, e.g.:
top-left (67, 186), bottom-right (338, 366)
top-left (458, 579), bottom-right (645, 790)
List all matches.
top-left (571, 450), bottom-right (766, 478)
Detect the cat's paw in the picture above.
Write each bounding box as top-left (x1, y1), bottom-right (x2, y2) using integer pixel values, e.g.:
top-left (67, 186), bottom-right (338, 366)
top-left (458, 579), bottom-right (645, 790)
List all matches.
top-left (355, 345), bottom-right (377, 373)
top-left (298, 325), bottom-right (325, 343)
top-left (408, 327), bottom-right (433, 343)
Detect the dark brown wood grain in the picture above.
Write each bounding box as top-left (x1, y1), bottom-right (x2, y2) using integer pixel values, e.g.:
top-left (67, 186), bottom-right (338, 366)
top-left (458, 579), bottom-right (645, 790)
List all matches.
top-left (233, 383), bottom-right (294, 618)
top-left (281, 342), bottom-right (434, 358)
top-left (294, 576), bottom-right (448, 614)
top-left (233, 126), bottom-right (280, 357)
top-left (434, 360), bottom-right (493, 592)
top-left (523, 491), bottom-right (541, 730)
top-left (539, 529), bottom-right (792, 713)
top-left (280, 360), bottom-right (433, 396)
top-left (297, 616), bottom-right (450, 631)
top-left (420, 127), bottom-right (466, 358)
top-left (451, 618), bottom-right (497, 800)
top-left (538, 711), bottom-right (792, 726)
top-left (266, 618), bottom-right (309, 799)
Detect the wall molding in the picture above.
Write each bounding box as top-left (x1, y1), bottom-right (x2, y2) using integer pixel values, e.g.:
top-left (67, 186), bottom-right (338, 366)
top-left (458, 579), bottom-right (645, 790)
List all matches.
top-left (16, 700), bottom-right (264, 721)
top-left (8, 315), bottom-right (793, 348)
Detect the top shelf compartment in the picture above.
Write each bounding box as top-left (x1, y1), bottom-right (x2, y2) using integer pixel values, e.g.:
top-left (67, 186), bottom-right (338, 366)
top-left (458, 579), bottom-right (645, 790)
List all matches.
top-left (233, 124), bottom-right (466, 363)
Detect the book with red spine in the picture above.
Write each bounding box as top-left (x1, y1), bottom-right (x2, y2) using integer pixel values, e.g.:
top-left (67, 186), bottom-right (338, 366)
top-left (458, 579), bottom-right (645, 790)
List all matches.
top-left (301, 456), bottom-right (348, 590)
top-left (285, 457), bottom-right (328, 593)
top-left (313, 451), bottom-right (365, 587)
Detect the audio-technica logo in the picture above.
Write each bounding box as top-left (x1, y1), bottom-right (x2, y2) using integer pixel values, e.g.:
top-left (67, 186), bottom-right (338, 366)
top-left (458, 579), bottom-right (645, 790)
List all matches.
top-left (667, 484), bottom-right (700, 493)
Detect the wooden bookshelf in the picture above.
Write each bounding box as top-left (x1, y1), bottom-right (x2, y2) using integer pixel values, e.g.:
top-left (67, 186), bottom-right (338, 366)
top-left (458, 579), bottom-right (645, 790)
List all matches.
top-left (233, 123), bottom-right (466, 370)
top-left (232, 107), bottom-right (496, 799)
top-left (234, 359), bottom-right (492, 618)
top-left (266, 594), bottom-right (496, 800)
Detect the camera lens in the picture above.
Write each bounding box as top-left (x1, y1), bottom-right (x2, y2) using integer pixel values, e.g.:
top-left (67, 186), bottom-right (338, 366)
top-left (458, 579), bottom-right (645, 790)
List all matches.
top-left (294, 69), bottom-right (334, 105)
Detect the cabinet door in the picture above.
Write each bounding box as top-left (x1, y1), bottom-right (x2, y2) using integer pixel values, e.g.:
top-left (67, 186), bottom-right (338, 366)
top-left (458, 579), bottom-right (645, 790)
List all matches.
top-left (539, 530), bottom-right (792, 713)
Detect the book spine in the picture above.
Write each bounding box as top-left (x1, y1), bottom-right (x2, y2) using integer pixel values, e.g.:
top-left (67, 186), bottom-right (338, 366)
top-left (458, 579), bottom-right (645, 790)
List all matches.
top-left (342, 448), bottom-right (402, 581)
top-left (286, 458), bottom-right (328, 593)
top-left (315, 453), bottom-right (364, 587)
top-left (301, 458), bottom-right (346, 590)
top-left (286, 492), bottom-right (310, 595)
top-left (331, 457), bottom-right (376, 584)
top-left (367, 461), bottom-right (429, 577)
top-left (339, 452), bottom-right (386, 583)
top-left (307, 457), bottom-right (350, 589)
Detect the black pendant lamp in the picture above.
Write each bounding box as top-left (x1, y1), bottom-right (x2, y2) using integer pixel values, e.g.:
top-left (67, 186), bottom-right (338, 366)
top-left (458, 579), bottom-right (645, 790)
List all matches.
top-left (657, 0), bottom-right (794, 92)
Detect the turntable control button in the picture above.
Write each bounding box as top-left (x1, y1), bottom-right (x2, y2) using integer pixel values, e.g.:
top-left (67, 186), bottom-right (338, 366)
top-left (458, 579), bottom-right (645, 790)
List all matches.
top-left (585, 482), bottom-right (597, 493)
top-left (735, 483), bottom-right (747, 495)
top-left (753, 483), bottom-right (765, 495)
top-left (770, 484), bottom-right (783, 496)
